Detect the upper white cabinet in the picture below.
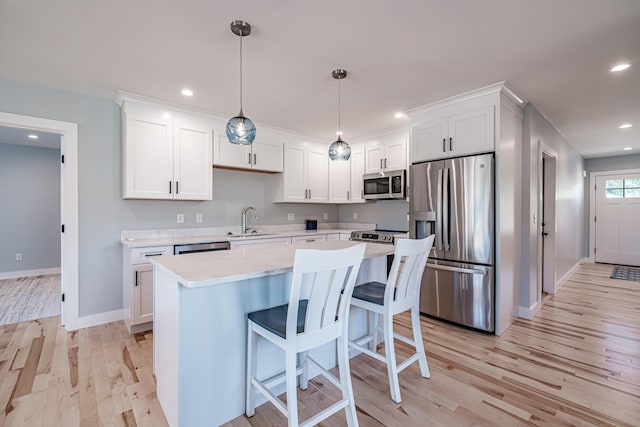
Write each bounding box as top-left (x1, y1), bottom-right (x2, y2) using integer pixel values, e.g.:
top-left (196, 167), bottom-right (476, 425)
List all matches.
top-left (364, 131), bottom-right (408, 174)
top-left (410, 95), bottom-right (495, 163)
top-left (329, 157), bottom-right (351, 203)
top-left (213, 133), bottom-right (283, 172)
top-left (349, 144), bottom-right (366, 203)
top-left (276, 142), bottom-right (328, 203)
top-left (122, 101), bottom-right (213, 200)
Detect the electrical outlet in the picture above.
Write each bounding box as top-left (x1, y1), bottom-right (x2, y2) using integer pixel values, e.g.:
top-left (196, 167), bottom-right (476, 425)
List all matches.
top-left (287, 213), bottom-right (295, 221)
top-left (196, 213), bottom-right (203, 223)
top-left (353, 212), bottom-right (358, 220)
top-left (323, 212), bottom-right (328, 220)
top-left (177, 213), bottom-right (185, 224)
top-left (15, 252), bottom-right (22, 261)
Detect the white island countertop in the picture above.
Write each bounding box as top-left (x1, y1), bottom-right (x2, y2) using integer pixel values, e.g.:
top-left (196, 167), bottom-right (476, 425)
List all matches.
top-left (150, 240), bottom-right (394, 288)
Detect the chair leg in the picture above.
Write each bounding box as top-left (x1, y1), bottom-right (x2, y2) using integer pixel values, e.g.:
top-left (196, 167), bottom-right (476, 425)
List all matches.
top-left (246, 324), bottom-right (257, 417)
top-left (411, 306), bottom-right (430, 378)
top-left (369, 311), bottom-right (379, 352)
top-left (337, 335), bottom-right (359, 427)
top-left (285, 350), bottom-right (299, 427)
top-left (383, 313), bottom-right (401, 403)
top-left (300, 351), bottom-right (309, 390)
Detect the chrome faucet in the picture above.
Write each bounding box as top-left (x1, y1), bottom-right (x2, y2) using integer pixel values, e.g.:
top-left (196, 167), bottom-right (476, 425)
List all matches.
top-left (241, 206), bottom-right (259, 234)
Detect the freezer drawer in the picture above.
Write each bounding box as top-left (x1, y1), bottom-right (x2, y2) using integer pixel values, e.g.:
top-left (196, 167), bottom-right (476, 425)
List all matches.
top-left (420, 261), bottom-right (494, 332)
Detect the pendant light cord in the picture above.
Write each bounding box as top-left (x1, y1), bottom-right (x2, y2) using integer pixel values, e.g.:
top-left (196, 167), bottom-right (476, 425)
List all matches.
top-left (337, 76), bottom-right (341, 135)
top-left (239, 29), bottom-right (244, 115)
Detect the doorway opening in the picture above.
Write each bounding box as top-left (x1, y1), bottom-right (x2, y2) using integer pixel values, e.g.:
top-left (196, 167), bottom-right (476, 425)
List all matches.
top-left (0, 112), bottom-right (78, 329)
top-left (538, 142), bottom-right (557, 297)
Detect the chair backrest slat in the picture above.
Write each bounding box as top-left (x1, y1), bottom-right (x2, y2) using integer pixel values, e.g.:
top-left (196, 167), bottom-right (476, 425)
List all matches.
top-left (286, 244), bottom-right (366, 339)
top-left (386, 236), bottom-right (436, 309)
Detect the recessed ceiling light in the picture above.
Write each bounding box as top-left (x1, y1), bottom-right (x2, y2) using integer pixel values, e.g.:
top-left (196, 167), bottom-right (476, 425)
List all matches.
top-left (623, 147), bottom-right (632, 151)
top-left (619, 123), bottom-right (633, 129)
top-left (610, 63), bottom-right (631, 72)
top-left (28, 134), bottom-right (38, 139)
top-left (394, 112), bottom-right (407, 119)
top-left (181, 88), bottom-right (194, 97)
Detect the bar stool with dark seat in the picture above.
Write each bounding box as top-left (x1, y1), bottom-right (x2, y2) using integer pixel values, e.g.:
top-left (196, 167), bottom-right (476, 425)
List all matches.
top-left (245, 243), bottom-right (366, 427)
top-left (348, 235), bottom-right (435, 403)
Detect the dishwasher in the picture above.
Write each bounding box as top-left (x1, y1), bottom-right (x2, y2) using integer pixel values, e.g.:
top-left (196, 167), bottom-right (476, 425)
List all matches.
top-left (173, 241), bottom-right (230, 255)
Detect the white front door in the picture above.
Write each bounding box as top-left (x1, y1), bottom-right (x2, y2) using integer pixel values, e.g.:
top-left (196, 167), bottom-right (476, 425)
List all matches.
top-left (595, 174), bottom-right (640, 266)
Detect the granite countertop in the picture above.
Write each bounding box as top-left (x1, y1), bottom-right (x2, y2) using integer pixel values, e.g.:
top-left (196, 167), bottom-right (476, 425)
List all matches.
top-left (120, 227), bottom-right (370, 248)
top-left (150, 240), bottom-right (394, 288)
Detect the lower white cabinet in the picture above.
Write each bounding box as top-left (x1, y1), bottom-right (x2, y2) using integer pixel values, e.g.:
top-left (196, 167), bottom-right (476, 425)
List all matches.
top-left (291, 234), bottom-right (327, 244)
top-left (230, 237), bottom-right (291, 250)
top-left (123, 245), bottom-right (173, 333)
top-left (326, 233), bottom-right (340, 240)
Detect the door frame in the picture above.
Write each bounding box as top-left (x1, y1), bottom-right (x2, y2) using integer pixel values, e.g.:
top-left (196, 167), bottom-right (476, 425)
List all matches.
top-left (589, 168), bottom-right (640, 263)
top-left (537, 141), bottom-right (558, 296)
top-left (0, 111), bottom-right (78, 329)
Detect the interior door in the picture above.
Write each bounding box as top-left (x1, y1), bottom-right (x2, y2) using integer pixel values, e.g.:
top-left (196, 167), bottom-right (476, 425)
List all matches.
top-left (595, 174), bottom-right (640, 266)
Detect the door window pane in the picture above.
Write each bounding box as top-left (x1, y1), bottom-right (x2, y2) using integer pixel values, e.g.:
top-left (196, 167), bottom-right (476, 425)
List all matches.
top-left (606, 179), bottom-right (623, 189)
top-left (624, 178), bottom-right (640, 188)
top-left (625, 188), bottom-right (640, 198)
top-left (606, 189), bottom-right (623, 198)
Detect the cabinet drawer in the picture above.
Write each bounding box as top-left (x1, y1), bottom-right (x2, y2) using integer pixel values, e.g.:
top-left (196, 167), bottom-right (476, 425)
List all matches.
top-left (291, 234), bottom-right (327, 243)
top-left (130, 246), bottom-right (173, 264)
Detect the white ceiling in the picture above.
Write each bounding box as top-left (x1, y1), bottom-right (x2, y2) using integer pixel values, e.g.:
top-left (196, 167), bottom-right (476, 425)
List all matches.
top-left (1, 1), bottom-right (639, 158)
top-left (0, 125), bottom-right (60, 150)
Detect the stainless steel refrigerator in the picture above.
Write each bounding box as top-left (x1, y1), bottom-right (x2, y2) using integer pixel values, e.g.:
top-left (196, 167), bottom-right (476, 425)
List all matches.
top-left (410, 153), bottom-right (494, 332)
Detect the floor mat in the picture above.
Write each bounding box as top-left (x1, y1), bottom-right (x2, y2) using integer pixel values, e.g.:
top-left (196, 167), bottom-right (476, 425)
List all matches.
top-left (610, 266), bottom-right (640, 282)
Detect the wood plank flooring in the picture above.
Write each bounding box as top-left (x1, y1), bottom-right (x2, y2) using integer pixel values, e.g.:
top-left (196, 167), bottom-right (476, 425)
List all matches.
top-left (1, 263), bottom-right (638, 426)
top-left (0, 275), bottom-right (60, 326)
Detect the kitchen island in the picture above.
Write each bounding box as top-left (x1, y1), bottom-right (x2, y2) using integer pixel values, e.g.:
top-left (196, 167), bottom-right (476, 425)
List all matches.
top-left (150, 240), bottom-right (394, 427)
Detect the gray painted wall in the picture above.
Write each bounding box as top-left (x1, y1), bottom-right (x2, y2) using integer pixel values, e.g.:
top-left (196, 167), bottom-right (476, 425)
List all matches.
top-left (520, 104), bottom-right (586, 310)
top-left (338, 200), bottom-right (409, 231)
top-left (0, 79), bottom-right (340, 317)
top-left (0, 143), bottom-right (61, 272)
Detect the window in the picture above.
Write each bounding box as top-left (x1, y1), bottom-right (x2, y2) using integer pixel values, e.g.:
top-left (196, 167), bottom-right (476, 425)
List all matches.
top-left (606, 178), bottom-right (640, 198)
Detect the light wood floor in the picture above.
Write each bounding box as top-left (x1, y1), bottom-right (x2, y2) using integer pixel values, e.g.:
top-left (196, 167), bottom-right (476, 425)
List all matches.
top-left (1, 263), bottom-right (638, 426)
top-left (0, 275), bottom-right (60, 327)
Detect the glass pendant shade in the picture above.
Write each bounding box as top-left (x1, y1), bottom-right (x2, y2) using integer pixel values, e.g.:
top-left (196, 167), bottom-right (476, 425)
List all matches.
top-left (226, 113), bottom-right (256, 145)
top-left (328, 136), bottom-right (351, 161)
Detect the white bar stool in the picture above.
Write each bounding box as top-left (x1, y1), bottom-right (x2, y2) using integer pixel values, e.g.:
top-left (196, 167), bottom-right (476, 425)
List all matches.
top-left (348, 235), bottom-right (435, 403)
top-left (245, 243), bottom-right (366, 427)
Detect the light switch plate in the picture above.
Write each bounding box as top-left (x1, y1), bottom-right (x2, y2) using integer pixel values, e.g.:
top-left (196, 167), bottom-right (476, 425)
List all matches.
top-left (353, 212), bottom-right (358, 220)
top-left (196, 213), bottom-right (203, 223)
top-left (323, 212), bottom-right (328, 220)
top-left (177, 213), bottom-right (185, 224)
top-left (287, 213), bottom-right (295, 221)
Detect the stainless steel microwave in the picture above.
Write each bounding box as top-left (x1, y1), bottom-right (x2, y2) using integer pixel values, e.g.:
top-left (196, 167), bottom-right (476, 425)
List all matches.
top-left (363, 170), bottom-right (406, 200)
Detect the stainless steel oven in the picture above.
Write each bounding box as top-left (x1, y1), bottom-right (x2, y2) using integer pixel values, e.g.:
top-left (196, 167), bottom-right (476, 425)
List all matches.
top-left (363, 169), bottom-right (406, 200)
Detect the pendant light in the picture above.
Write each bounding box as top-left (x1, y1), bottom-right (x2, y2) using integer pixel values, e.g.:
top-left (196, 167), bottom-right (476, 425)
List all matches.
top-left (328, 69), bottom-right (351, 161)
top-left (226, 20), bottom-right (256, 145)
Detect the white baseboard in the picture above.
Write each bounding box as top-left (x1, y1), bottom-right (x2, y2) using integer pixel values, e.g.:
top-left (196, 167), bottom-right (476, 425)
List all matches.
top-left (518, 300), bottom-right (541, 320)
top-left (555, 258), bottom-right (587, 292)
top-left (66, 309), bottom-right (125, 331)
top-left (0, 267), bottom-right (61, 280)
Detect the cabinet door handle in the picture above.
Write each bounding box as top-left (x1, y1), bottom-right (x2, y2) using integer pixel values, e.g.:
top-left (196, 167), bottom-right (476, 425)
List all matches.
top-left (380, 159), bottom-right (383, 169)
top-left (176, 181), bottom-right (179, 194)
top-left (442, 138), bottom-right (446, 152)
top-left (169, 181), bottom-right (172, 194)
top-left (347, 190), bottom-right (350, 200)
top-left (135, 271), bottom-right (139, 287)
top-left (248, 153), bottom-right (251, 164)
top-left (308, 189), bottom-right (311, 199)
top-left (144, 253), bottom-right (163, 257)
top-left (384, 158), bottom-right (387, 169)
top-left (305, 189), bottom-right (308, 199)
top-left (361, 189), bottom-right (364, 198)
top-left (254, 153), bottom-right (257, 164)
top-left (449, 137), bottom-right (453, 151)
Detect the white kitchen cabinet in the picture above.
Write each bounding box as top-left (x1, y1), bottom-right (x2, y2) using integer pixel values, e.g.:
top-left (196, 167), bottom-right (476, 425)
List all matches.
top-left (275, 142), bottom-right (329, 203)
top-left (291, 234), bottom-right (327, 244)
top-left (325, 233), bottom-right (340, 241)
top-left (364, 131), bottom-right (408, 174)
top-left (122, 101), bottom-right (213, 200)
top-left (349, 144), bottom-right (366, 203)
top-left (339, 233), bottom-right (352, 241)
top-left (230, 237), bottom-right (291, 249)
top-left (123, 244), bottom-right (173, 333)
top-left (329, 157), bottom-right (351, 203)
top-left (410, 101), bottom-right (495, 163)
top-left (213, 134), bottom-right (283, 172)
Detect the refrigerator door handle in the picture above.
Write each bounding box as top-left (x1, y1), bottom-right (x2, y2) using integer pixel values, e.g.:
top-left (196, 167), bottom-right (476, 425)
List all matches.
top-left (428, 263), bottom-right (487, 276)
top-left (442, 167), bottom-right (450, 251)
top-left (436, 168), bottom-right (443, 251)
